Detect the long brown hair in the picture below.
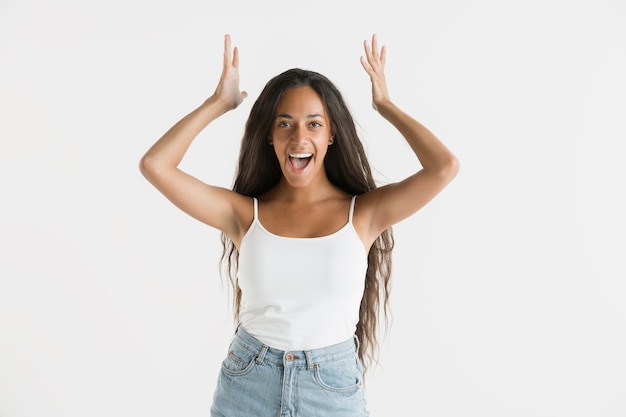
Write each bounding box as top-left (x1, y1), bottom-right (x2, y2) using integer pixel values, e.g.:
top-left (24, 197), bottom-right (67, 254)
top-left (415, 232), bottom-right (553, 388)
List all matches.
top-left (221, 68), bottom-right (394, 373)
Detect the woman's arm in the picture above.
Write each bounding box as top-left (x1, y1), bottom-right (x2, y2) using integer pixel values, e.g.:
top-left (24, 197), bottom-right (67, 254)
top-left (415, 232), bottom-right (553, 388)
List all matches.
top-left (357, 34), bottom-right (460, 246)
top-left (139, 35), bottom-right (251, 243)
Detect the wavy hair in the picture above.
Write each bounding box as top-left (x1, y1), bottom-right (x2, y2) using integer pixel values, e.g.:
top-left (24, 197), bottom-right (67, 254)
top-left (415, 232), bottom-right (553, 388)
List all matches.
top-left (220, 68), bottom-right (394, 374)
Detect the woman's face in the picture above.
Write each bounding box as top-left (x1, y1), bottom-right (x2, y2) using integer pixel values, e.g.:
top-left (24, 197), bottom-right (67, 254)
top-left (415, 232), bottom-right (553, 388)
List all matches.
top-left (270, 86), bottom-right (334, 189)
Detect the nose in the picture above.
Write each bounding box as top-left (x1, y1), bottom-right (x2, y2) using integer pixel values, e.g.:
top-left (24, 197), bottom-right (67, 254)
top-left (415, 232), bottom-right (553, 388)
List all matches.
top-left (290, 124), bottom-right (310, 143)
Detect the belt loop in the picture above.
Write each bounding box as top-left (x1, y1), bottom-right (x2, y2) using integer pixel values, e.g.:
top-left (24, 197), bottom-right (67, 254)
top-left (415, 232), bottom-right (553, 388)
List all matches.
top-left (304, 350), bottom-right (314, 370)
top-left (256, 345), bottom-right (269, 364)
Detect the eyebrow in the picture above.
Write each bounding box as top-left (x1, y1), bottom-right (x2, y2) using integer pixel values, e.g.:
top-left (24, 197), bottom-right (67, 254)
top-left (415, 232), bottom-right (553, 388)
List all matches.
top-left (275, 113), bottom-right (326, 119)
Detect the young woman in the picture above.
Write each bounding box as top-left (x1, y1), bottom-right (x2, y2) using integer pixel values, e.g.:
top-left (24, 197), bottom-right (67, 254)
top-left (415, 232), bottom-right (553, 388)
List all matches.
top-left (140, 33), bottom-right (458, 417)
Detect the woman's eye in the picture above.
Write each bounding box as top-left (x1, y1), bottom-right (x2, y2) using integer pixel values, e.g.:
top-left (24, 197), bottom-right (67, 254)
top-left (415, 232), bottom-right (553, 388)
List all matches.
top-left (278, 121), bottom-right (291, 127)
top-left (310, 121), bottom-right (322, 128)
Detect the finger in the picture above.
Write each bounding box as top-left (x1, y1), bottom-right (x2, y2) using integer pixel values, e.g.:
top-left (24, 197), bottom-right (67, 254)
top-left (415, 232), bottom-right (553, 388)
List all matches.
top-left (365, 43), bottom-right (377, 70)
top-left (233, 46), bottom-right (240, 68)
top-left (360, 55), bottom-right (371, 73)
top-left (371, 34), bottom-right (378, 59)
top-left (223, 34), bottom-right (231, 67)
top-left (363, 39), bottom-right (371, 60)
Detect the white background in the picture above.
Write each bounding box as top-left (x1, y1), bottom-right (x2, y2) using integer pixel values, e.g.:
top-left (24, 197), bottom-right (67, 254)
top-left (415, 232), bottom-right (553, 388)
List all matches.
top-left (1, 0), bottom-right (625, 416)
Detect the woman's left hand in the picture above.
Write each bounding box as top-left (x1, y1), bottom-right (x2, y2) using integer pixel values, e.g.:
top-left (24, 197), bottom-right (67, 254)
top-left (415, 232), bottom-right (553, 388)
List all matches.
top-left (360, 34), bottom-right (391, 112)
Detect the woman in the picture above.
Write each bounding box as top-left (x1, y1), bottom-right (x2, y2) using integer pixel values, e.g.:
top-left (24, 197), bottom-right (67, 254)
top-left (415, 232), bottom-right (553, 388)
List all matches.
top-left (140, 33), bottom-right (458, 417)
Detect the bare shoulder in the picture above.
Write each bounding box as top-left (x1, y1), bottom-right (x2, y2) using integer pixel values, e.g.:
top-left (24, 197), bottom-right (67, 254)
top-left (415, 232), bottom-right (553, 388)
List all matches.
top-left (352, 183), bottom-right (411, 249)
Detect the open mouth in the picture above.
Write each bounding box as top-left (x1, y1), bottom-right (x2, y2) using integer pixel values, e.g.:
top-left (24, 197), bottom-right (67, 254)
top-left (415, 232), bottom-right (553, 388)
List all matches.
top-left (289, 153), bottom-right (313, 171)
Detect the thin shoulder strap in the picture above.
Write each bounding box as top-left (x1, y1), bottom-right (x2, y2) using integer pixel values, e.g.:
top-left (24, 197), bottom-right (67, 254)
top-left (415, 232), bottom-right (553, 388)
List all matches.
top-left (348, 195), bottom-right (357, 223)
top-left (253, 197), bottom-right (259, 220)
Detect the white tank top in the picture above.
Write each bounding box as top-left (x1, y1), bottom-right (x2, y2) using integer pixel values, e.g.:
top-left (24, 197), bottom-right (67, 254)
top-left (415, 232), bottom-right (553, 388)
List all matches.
top-left (237, 195), bottom-right (368, 350)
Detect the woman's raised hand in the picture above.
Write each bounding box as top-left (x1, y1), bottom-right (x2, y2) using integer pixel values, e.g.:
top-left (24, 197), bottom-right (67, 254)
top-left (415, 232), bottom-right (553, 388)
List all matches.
top-left (212, 34), bottom-right (248, 111)
top-left (360, 34), bottom-right (390, 112)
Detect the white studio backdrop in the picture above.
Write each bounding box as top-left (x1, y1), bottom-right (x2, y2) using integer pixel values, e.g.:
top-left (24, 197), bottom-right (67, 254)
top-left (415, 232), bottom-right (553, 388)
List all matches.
top-left (1, 0), bottom-right (625, 416)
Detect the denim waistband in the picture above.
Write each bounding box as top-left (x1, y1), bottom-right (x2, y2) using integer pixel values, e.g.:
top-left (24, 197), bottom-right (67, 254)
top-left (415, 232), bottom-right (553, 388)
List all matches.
top-left (232, 326), bottom-right (359, 370)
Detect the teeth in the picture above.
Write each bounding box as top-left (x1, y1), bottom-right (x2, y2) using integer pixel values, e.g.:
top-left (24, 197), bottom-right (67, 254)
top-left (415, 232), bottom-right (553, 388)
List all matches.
top-left (289, 153), bottom-right (313, 158)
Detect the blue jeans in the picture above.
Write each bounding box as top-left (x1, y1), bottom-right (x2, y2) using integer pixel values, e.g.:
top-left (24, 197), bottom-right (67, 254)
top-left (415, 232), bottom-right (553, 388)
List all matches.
top-left (210, 326), bottom-right (370, 417)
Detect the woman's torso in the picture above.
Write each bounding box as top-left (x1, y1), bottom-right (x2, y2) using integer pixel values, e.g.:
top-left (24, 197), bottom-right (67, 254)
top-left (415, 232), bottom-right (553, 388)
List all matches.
top-left (237, 195), bottom-right (368, 350)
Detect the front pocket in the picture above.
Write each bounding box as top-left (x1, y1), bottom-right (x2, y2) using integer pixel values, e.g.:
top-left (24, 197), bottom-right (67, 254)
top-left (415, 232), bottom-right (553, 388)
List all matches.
top-left (220, 342), bottom-right (258, 377)
top-left (313, 356), bottom-right (362, 393)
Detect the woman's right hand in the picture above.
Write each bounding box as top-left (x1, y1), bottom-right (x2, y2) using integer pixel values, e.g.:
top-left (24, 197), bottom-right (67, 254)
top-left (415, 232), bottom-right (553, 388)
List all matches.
top-left (212, 34), bottom-right (248, 112)
top-left (139, 34), bottom-right (253, 244)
